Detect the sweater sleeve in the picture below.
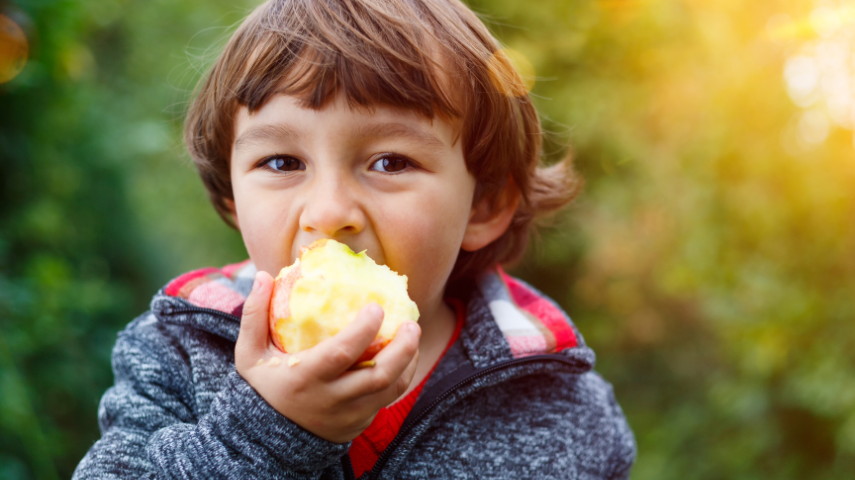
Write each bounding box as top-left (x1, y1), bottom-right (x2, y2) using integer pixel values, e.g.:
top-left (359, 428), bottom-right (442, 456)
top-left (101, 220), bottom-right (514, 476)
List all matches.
top-left (72, 316), bottom-right (349, 479)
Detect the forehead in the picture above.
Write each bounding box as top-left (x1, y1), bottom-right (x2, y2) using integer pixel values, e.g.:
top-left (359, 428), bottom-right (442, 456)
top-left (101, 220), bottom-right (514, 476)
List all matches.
top-left (234, 29), bottom-right (466, 122)
top-left (232, 92), bottom-right (460, 153)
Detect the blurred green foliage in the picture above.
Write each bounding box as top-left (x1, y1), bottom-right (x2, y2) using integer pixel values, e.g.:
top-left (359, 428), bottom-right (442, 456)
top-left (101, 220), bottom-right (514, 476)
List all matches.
top-left (1, 0), bottom-right (853, 478)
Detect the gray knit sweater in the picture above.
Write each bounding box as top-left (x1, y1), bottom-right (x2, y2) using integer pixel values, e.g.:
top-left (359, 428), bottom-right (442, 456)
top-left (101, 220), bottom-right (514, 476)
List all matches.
top-left (73, 262), bottom-right (635, 479)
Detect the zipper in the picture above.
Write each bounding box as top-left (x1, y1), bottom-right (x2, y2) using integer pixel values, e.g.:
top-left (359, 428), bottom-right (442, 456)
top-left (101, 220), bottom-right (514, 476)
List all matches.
top-left (161, 305), bottom-right (241, 323)
top-left (161, 303), bottom-right (581, 480)
top-left (342, 454), bottom-right (356, 480)
top-left (360, 354), bottom-right (580, 480)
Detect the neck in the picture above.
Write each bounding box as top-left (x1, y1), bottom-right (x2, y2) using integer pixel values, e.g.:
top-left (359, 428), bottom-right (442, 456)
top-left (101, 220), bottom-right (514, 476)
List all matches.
top-left (419, 295), bottom-right (457, 348)
top-left (398, 295), bottom-right (457, 400)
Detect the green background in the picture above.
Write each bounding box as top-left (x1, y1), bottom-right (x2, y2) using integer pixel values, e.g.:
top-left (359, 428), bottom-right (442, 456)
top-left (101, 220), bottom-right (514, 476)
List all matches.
top-left (2, 0), bottom-right (854, 478)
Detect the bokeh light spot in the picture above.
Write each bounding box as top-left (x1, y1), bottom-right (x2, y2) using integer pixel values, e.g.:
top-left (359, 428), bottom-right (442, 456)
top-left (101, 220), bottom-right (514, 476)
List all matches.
top-left (766, 14), bottom-right (799, 43)
top-left (0, 14), bottom-right (28, 84)
top-left (810, 6), bottom-right (841, 38)
top-left (59, 43), bottom-right (96, 81)
top-left (784, 55), bottom-right (819, 107)
top-left (797, 109), bottom-right (830, 145)
top-left (781, 3), bottom-right (855, 149)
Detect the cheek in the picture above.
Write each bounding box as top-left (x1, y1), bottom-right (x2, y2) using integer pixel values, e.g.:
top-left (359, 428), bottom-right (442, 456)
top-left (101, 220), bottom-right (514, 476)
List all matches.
top-left (380, 184), bottom-right (473, 306)
top-left (234, 188), bottom-right (296, 275)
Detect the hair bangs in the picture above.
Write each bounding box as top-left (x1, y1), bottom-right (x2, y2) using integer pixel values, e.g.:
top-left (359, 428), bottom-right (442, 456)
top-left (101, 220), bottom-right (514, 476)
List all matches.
top-left (233, 1), bottom-right (465, 122)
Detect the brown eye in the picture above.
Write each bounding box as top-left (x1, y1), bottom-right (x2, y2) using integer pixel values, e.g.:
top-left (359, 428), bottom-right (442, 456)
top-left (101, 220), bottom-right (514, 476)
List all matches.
top-left (265, 156), bottom-right (305, 172)
top-left (370, 156), bottom-right (409, 173)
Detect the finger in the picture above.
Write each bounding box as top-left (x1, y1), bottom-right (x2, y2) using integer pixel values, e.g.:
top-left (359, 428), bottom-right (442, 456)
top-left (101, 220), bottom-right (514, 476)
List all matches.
top-left (374, 338), bottom-right (420, 404)
top-left (235, 271), bottom-right (274, 371)
top-left (337, 321), bottom-right (420, 399)
top-left (302, 303), bottom-right (384, 381)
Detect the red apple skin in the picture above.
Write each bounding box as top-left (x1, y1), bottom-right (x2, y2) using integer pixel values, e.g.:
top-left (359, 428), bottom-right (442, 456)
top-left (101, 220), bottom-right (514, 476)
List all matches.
top-left (268, 265), bottom-right (301, 353)
top-left (268, 264), bottom-right (391, 363)
top-left (355, 337), bottom-right (390, 363)
top-left (267, 238), bottom-right (400, 364)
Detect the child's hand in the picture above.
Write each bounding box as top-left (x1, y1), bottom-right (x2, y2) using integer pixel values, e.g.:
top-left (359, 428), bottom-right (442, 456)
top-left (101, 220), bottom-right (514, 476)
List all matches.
top-left (235, 271), bottom-right (421, 444)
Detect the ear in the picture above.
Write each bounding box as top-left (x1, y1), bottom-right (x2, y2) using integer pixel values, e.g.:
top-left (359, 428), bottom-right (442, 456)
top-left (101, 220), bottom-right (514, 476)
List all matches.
top-left (225, 198), bottom-right (240, 230)
top-left (461, 177), bottom-right (520, 252)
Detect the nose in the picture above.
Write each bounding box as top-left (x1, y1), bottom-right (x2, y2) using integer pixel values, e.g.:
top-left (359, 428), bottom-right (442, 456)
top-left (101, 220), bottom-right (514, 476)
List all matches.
top-left (298, 171), bottom-right (366, 237)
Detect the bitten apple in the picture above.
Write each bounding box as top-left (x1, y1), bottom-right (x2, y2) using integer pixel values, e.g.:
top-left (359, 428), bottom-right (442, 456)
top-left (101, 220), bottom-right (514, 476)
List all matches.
top-left (268, 239), bottom-right (420, 362)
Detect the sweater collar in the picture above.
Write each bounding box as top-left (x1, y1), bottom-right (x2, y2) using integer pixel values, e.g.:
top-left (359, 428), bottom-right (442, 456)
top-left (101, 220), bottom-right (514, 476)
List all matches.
top-left (151, 261), bottom-right (592, 370)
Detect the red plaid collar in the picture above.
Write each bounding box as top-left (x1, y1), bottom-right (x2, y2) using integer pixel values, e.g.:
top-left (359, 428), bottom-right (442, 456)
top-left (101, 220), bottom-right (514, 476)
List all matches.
top-left (162, 261), bottom-right (577, 356)
top-left (163, 260), bottom-right (255, 318)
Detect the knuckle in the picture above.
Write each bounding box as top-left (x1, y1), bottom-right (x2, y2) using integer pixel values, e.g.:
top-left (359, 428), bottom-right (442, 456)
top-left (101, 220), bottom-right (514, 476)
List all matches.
top-left (404, 338), bottom-right (419, 357)
top-left (330, 344), bottom-right (353, 366)
top-left (289, 373), bottom-right (310, 394)
top-left (371, 369), bottom-right (393, 392)
top-left (395, 374), bottom-right (409, 398)
top-left (241, 300), bottom-right (261, 319)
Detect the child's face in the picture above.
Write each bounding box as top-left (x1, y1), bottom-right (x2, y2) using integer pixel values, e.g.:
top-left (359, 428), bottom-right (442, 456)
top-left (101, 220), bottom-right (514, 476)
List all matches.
top-left (229, 93), bottom-right (476, 314)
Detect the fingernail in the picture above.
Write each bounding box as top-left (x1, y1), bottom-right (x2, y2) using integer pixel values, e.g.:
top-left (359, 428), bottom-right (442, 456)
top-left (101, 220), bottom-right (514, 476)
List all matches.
top-left (368, 303), bottom-right (383, 318)
top-left (251, 273), bottom-right (261, 292)
top-left (406, 322), bottom-right (420, 336)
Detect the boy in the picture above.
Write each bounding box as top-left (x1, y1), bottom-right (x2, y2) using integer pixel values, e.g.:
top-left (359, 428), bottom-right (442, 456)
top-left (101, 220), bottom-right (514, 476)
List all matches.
top-left (74, 0), bottom-right (635, 478)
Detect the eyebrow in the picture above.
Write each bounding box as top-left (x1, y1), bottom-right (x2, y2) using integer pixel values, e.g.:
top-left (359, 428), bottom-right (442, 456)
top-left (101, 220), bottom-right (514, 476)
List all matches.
top-left (233, 123), bottom-right (303, 152)
top-left (232, 120), bottom-right (447, 153)
top-left (353, 122), bottom-right (447, 151)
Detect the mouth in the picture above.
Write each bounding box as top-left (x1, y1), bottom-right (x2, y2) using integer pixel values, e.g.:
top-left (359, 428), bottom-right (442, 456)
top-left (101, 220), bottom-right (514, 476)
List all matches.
top-left (294, 238), bottom-right (380, 264)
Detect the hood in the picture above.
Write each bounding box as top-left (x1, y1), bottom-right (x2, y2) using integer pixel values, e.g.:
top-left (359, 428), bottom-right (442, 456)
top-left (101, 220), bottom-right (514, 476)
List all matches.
top-left (150, 261), bottom-right (593, 371)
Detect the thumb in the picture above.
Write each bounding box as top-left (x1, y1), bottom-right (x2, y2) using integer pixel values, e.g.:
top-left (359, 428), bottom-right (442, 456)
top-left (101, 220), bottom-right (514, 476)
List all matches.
top-left (235, 270), bottom-right (274, 371)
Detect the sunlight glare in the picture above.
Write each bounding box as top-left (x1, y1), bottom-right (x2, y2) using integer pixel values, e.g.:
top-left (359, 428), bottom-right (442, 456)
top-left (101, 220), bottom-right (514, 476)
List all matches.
top-left (781, 2), bottom-right (855, 148)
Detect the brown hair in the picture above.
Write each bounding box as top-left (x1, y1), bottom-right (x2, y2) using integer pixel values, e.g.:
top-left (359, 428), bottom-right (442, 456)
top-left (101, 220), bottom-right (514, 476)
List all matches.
top-left (185, 0), bottom-right (581, 281)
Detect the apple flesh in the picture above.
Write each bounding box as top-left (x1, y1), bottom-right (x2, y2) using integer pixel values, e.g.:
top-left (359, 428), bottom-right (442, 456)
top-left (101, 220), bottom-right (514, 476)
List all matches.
top-left (268, 239), bottom-right (420, 362)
